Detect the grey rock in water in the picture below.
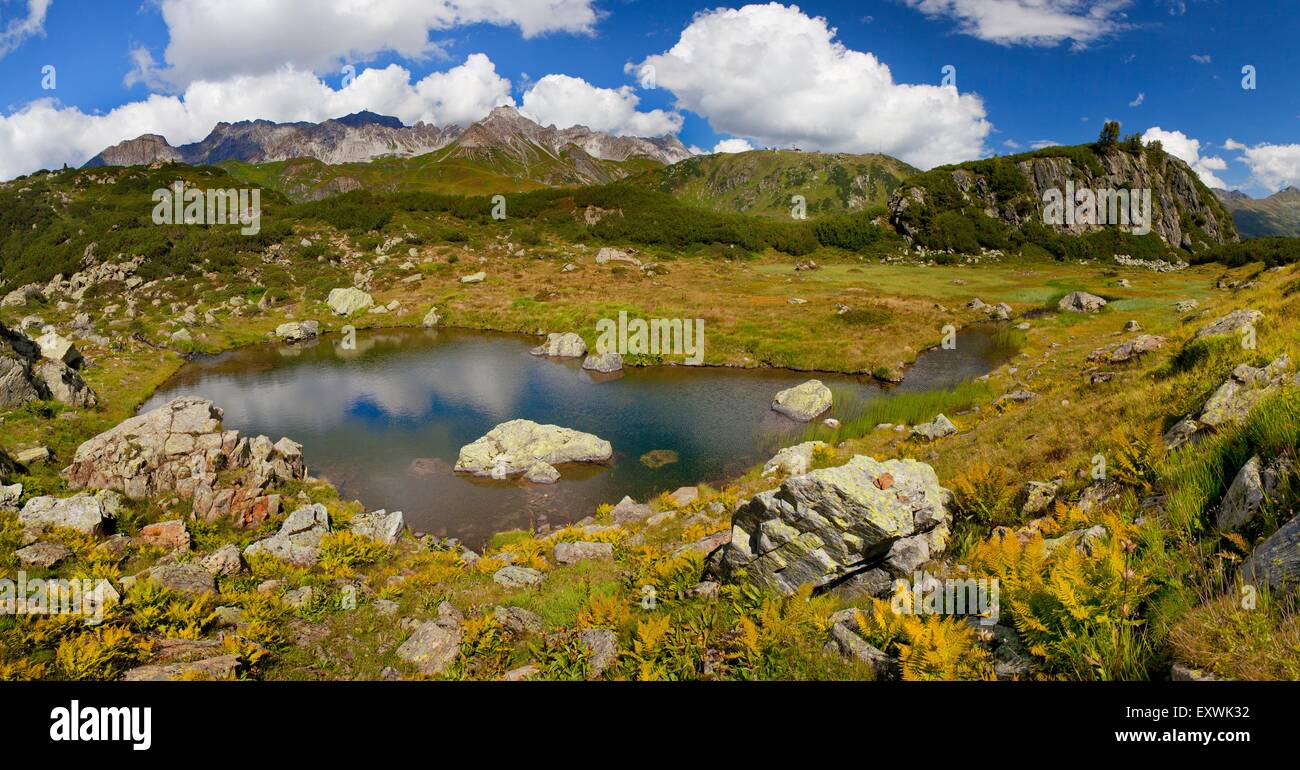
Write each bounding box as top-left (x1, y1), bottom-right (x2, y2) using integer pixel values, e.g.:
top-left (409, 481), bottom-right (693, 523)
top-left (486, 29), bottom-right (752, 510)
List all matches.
top-left (530, 332), bottom-right (587, 358)
top-left (771, 379), bottom-right (832, 421)
top-left (455, 419), bottom-right (611, 480)
top-left (582, 351), bottom-right (623, 373)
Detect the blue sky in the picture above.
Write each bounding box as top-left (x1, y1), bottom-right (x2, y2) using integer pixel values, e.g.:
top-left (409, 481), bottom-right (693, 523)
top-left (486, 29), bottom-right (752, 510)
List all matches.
top-left (0, 0), bottom-right (1296, 193)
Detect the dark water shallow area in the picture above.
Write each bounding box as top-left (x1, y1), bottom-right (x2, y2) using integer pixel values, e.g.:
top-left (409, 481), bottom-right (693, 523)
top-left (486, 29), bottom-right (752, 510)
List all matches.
top-left (142, 325), bottom-right (1008, 547)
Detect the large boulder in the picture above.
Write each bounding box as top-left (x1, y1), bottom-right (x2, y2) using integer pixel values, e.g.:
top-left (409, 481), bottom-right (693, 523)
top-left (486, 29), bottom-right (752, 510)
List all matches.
top-left (243, 503), bottom-right (331, 566)
top-left (455, 419), bottom-right (611, 480)
top-left (350, 509), bottom-right (405, 545)
top-left (1218, 455), bottom-right (1289, 530)
top-left (1058, 291), bottom-right (1107, 313)
top-left (275, 320), bottom-right (319, 343)
top-left (771, 380), bottom-right (832, 421)
top-left (530, 332), bottom-right (587, 358)
top-left (326, 288), bottom-right (374, 316)
top-left (582, 352), bottom-right (623, 373)
top-left (34, 330), bottom-right (83, 368)
top-left (1241, 515), bottom-right (1300, 593)
top-left (19, 491), bottom-right (123, 536)
top-left (0, 322), bottom-right (96, 409)
top-left (710, 455), bottom-right (951, 595)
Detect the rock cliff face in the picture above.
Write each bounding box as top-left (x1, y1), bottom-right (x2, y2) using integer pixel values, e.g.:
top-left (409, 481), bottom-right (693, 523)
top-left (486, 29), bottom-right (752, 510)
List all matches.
top-left (85, 107), bottom-right (691, 170)
top-left (889, 144), bottom-right (1238, 251)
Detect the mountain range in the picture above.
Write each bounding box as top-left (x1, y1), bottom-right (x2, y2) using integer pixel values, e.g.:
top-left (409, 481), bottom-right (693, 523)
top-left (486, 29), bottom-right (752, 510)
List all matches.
top-left (1214, 186), bottom-right (1300, 238)
top-left (84, 106), bottom-right (692, 186)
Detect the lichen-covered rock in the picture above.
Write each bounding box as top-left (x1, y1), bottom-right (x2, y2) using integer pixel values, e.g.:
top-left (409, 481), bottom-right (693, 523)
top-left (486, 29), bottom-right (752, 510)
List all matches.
top-left (911, 413), bottom-right (957, 441)
top-left (710, 455), bottom-right (951, 595)
top-left (523, 461), bottom-right (560, 484)
top-left (19, 490), bottom-right (122, 536)
top-left (771, 380), bottom-right (832, 421)
top-left (350, 509), bottom-right (405, 545)
top-left (577, 628), bottom-right (618, 676)
top-left (1167, 355), bottom-right (1295, 449)
top-left (493, 606), bottom-right (544, 635)
top-left (1, 322), bottom-right (95, 409)
top-left (326, 287), bottom-right (373, 316)
top-left (611, 495), bottom-right (652, 524)
top-left (1058, 291), bottom-right (1107, 313)
top-left (455, 419), bottom-right (611, 480)
top-left (1088, 335), bottom-right (1165, 364)
top-left (123, 655), bottom-right (240, 682)
top-left (530, 332), bottom-right (587, 358)
top-left (1016, 481), bottom-right (1060, 516)
top-left (16, 541), bottom-right (73, 569)
top-left (143, 563), bottom-right (215, 596)
top-left (243, 503), bottom-right (331, 566)
top-left (493, 565), bottom-right (543, 589)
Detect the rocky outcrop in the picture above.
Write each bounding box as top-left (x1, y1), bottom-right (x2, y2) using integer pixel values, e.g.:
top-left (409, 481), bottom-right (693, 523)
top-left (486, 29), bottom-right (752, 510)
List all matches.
top-left (0, 322), bottom-right (96, 409)
top-left (771, 380), bottom-right (832, 421)
top-left (1194, 309), bottom-right (1261, 341)
top-left (64, 398), bottom-right (305, 528)
top-left (455, 419), bottom-right (611, 480)
top-left (1218, 454), bottom-right (1290, 530)
top-left (1241, 514), bottom-right (1300, 593)
top-left (1089, 335), bottom-right (1165, 364)
top-left (710, 455), bottom-right (951, 595)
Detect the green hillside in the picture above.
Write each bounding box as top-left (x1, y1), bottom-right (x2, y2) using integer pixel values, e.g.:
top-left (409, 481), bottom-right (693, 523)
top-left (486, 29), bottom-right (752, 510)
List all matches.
top-left (628, 149), bottom-right (918, 218)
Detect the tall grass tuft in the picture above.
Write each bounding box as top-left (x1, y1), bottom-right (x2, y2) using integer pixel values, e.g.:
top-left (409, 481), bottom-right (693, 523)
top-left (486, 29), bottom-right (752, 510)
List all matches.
top-left (801, 380), bottom-right (992, 445)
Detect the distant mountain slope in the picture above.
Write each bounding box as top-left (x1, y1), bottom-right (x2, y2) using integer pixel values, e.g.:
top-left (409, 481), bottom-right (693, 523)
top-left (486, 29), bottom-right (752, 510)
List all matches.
top-left (86, 107), bottom-right (689, 201)
top-left (887, 142), bottom-right (1237, 256)
top-left (1214, 186), bottom-right (1300, 238)
top-left (628, 150), bottom-right (917, 218)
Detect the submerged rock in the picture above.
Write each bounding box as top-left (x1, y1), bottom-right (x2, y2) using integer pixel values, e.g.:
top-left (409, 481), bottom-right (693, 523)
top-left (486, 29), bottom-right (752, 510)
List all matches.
top-left (455, 419), bottom-right (611, 480)
top-left (771, 379), bottom-right (832, 421)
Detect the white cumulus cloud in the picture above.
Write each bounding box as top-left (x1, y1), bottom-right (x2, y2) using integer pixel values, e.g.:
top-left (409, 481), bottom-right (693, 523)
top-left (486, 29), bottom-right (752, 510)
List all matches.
top-left (139, 0), bottom-right (600, 87)
top-left (633, 3), bottom-right (991, 169)
top-left (519, 74), bottom-right (682, 136)
top-left (713, 138), bottom-right (755, 153)
top-left (1145, 126), bottom-right (1227, 189)
top-left (0, 56), bottom-right (515, 179)
top-left (0, 0), bottom-right (50, 57)
top-left (1223, 139), bottom-right (1300, 192)
top-left (903, 0), bottom-right (1131, 48)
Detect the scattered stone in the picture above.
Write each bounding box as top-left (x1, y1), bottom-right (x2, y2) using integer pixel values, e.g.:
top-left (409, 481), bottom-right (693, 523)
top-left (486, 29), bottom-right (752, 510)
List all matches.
top-left (201, 544), bottom-right (244, 576)
top-left (689, 580), bottom-right (720, 599)
top-left (554, 541), bottom-right (614, 565)
top-left (123, 655), bottom-right (240, 682)
top-left (771, 379), bottom-right (833, 421)
top-left (1171, 663), bottom-right (1220, 682)
top-left (493, 565), bottom-right (543, 589)
top-left (460, 271), bottom-right (486, 284)
top-left (595, 247), bottom-right (641, 267)
top-left (669, 486), bottom-right (699, 506)
top-left (455, 419), bottom-right (611, 480)
top-left (1175, 299), bottom-right (1200, 313)
top-left (993, 389), bottom-right (1037, 407)
top-left (1124, 320), bottom-right (1141, 332)
top-left (1058, 291), bottom-right (1107, 313)
top-left (144, 563), bottom-right (216, 596)
top-left (326, 288), bottom-right (374, 316)
top-left (1089, 335), bottom-right (1165, 364)
top-left (15, 447), bottom-right (50, 465)
top-left (282, 586), bottom-right (315, 608)
top-left (611, 495), bottom-right (652, 524)
top-left (1016, 481), bottom-right (1060, 517)
top-left (422, 307), bottom-right (440, 327)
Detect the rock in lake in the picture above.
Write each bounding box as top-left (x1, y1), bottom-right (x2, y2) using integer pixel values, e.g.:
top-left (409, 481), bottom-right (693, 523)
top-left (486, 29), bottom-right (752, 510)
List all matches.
top-left (771, 380), bottom-right (832, 421)
top-left (582, 351), bottom-right (623, 373)
top-left (455, 419), bottom-right (611, 480)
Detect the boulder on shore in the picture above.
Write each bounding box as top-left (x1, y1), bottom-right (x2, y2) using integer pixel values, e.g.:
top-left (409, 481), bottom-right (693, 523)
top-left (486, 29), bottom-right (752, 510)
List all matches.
top-left (710, 455), bottom-right (951, 595)
top-left (582, 352), bottom-right (623, 373)
top-left (530, 332), bottom-right (587, 358)
top-left (326, 288), bottom-right (374, 316)
top-left (771, 380), bottom-right (833, 421)
top-left (455, 419), bottom-right (611, 480)
top-left (275, 320), bottom-right (319, 343)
